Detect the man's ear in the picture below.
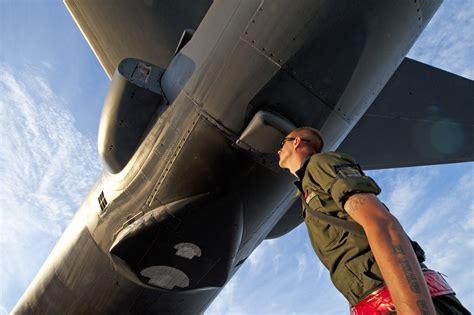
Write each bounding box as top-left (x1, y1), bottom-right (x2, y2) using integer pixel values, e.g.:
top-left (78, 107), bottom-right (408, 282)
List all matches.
top-left (293, 136), bottom-right (301, 149)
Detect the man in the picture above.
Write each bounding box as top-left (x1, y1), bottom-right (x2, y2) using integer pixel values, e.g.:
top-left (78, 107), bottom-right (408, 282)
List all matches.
top-left (278, 127), bottom-right (470, 314)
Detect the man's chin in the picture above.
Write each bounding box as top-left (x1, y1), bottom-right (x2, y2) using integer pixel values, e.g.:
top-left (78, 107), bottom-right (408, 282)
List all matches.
top-left (278, 159), bottom-right (285, 169)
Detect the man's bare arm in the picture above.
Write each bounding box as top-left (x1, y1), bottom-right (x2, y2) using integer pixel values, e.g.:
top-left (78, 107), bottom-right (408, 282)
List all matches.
top-left (344, 193), bottom-right (435, 315)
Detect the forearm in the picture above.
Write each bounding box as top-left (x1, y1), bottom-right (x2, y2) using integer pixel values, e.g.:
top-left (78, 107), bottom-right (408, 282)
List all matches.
top-left (345, 194), bottom-right (435, 314)
top-left (366, 217), bottom-right (433, 314)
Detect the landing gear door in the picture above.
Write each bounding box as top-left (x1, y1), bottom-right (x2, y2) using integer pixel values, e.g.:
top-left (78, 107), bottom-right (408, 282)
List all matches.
top-left (235, 110), bottom-right (295, 171)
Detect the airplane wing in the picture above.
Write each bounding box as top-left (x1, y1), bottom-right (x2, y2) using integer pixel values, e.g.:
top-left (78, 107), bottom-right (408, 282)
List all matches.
top-left (64, 0), bottom-right (213, 78)
top-left (337, 57), bottom-right (474, 170)
top-left (267, 58), bottom-right (474, 240)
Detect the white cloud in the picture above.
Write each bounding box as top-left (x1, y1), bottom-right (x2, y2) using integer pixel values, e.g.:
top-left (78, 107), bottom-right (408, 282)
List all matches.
top-left (386, 172), bottom-right (430, 217)
top-left (314, 257), bottom-right (325, 283)
top-left (247, 239), bottom-right (278, 274)
top-left (272, 252), bottom-right (283, 274)
top-left (462, 213), bottom-right (474, 231)
top-left (206, 276), bottom-right (245, 315)
top-left (372, 166), bottom-right (438, 220)
top-left (0, 64), bottom-right (100, 311)
top-left (296, 252), bottom-right (308, 281)
top-left (40, 60), bottom-right (53, 70)
top-left (409, 170), bottom-right (473, 238)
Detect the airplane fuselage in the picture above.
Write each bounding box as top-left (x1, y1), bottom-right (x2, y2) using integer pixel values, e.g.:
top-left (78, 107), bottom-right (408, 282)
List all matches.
top-left (13, 0), bottom-right (441, 313)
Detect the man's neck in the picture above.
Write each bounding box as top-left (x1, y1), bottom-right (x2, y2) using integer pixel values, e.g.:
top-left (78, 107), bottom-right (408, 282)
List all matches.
top-left (290, 153), bottom-right (312, 176)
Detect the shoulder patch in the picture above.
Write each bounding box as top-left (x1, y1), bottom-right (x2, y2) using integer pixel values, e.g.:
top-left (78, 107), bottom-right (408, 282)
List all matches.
top-left (334, 163), bottom-right (364, 178)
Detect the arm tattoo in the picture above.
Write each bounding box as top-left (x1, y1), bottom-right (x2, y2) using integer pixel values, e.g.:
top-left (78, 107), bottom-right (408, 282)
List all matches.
top-left (394, 244), bottom-right (432, 310)
top-left (393, 244), bottom-right (421, 293)
top-left (399, 259), bottom-right (421, 293)
top-left (416, 300), bottom-right (430, 314)
top-left (392, 244), bottom-right (405, 255)
top-left (345, 193), bottom-right (371, 212)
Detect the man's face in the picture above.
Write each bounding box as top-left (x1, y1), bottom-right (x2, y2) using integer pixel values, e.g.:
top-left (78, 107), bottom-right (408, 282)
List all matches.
top-left (278, 132), bottom-right (297, 169)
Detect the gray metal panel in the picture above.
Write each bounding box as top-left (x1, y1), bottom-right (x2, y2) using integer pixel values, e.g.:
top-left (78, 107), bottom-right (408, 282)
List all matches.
top-left (64, 0), bottom-right (213, 78)
top-left (181, 0), bottom-right (278, 133)
top-left (12, 225), bottom-right (138, 314)
top-left (266, 199), bottom-right (303, 240)
top-left (244, 1), bottom-right (367, 108)
top-left (338, 58), bottom-right (474, 169)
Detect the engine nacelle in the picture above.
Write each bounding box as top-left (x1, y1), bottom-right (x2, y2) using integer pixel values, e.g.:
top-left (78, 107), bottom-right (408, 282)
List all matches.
top-left (98, 58), bottom-right (167, 173)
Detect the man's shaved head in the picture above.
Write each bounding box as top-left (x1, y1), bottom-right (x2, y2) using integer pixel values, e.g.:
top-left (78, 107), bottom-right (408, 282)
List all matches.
top-left (278, 127), bottom-right (324, 175)
top-left (290, 127), bottom-right (324, 153)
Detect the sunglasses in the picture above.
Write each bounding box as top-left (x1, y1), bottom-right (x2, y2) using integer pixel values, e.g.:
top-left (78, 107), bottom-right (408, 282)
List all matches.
top-left (280, 137), bottom-right (311, 147)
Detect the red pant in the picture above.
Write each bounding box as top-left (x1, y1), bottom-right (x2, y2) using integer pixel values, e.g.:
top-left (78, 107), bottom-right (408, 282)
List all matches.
top-left (351, 271), bottom-right (454, 314)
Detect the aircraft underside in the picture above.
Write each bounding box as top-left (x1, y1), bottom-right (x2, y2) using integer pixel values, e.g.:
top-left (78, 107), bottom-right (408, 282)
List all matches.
top-left (13, 0), bottom-right (474, 313)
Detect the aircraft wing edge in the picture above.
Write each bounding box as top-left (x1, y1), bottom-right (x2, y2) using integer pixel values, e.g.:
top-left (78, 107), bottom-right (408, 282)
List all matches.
top-left (338, 57), bottom-right (474, 170)
top-left (64, 0), bottom-right (113, 78)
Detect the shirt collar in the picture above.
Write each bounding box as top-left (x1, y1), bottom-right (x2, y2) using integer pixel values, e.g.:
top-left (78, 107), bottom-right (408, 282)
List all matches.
top-left (295, 156), bottom-right (311, 180)
top-left (293, 156), bottom-right (312, 194)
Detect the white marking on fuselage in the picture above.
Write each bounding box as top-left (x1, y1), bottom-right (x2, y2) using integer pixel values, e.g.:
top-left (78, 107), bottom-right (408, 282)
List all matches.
top-left (174, 242), bottom-right (202, 260)
top-left (140, 265), bottom-right (190, 289)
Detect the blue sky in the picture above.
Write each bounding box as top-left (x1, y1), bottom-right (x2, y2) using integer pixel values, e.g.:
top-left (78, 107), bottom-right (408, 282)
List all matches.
top-left (0, 1), bottom-right (472, 314)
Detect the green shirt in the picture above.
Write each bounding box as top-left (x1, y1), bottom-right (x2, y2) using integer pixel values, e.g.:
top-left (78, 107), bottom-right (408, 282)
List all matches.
top-left (294, 152), bottom-right (384, 305)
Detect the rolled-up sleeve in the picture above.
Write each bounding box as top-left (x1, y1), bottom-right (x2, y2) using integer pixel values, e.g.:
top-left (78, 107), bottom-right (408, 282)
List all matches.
top-left (307, 153), bottom-right (381, 210)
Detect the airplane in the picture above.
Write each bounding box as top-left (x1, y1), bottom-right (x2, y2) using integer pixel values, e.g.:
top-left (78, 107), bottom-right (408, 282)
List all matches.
top-left (12, 0), bottom-right (473, 313)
